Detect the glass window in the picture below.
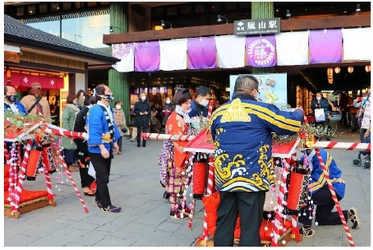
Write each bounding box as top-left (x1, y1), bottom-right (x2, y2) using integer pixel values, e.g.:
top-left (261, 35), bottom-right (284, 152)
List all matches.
top-left (62, 13), bottom-right (110, 48)
top-left (63, 3), bottom-right (72, 11)
top-left (51, 3), bottom-right (60, 12)
top-left (27, 5), bottom-right (36, 15)
top-left (195, 4), bottom-right (205, 13)
top-left (167, 6), bottom-right (177, 16)
top-left (180, 5), bottom-right (192, 15)
top-left (27, 19), bottom-right (61, 37)
top-left (16, 6), bottom-right (25, 16)
top-left (39, 4), bottom-right (47, 13)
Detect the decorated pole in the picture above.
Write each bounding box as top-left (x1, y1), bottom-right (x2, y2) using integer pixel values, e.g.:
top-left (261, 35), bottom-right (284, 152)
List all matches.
top-left (314, 148), bottom-right (355, 247)
top-left (201, 155), bottom-right (215, 241)
top-left (302, 114), bottom-right (355, 246)
top-left (142, 133), bottom-right (195, 142)
top-left (188, 101), bottom-right (215, 230)
top-left (36, 107), bottom-right (89, 213)
top-left (45, 123), bottom-right (87, 140)
top-left (13, 140), bottom-right (33, 213)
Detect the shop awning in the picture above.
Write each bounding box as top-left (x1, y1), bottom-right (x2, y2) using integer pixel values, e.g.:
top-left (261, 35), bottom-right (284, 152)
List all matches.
top-left (10, 72), bottom-right (64, 90)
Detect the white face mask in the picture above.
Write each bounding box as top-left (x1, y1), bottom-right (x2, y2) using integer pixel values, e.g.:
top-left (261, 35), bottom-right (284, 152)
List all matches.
top-left (165, 100), bottom-right (170, 104)
top-left (141, 96), bottom-right (146, 101)
top-left (316, 97), bottom-right (321, 101)
top-left (200, 99), bottom-right (209, 107)
top-left (115, 105), bottom-right (121, 110)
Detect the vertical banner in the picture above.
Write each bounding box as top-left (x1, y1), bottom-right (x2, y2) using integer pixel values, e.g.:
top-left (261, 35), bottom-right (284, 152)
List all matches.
top-left (159, 39), bottom-right (188, 71)
top-left (134, 41), bottom-right (160, 72)
top-left (187, 37), bottom-right (217, 69)
top-left (275, 31), bottom-right (309, 66)
top-left (342, 27), bottom-right (371, 61)
top-left (215, 35), bottom-right (246, 68)
top-left (112, 43), bottom-right (137, 72)
top-left (309, 29), bottom-right (342, 64)
top-left (229, 73), bottom-right (288, 108)
top-left (246, 35), bottom-right (276, 67)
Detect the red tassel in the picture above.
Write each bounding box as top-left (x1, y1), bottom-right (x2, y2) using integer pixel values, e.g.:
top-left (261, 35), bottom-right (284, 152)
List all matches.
top-left (193, 162), bottom-right (206, 198)
top-left (27, 148), bottom-right (41, 181)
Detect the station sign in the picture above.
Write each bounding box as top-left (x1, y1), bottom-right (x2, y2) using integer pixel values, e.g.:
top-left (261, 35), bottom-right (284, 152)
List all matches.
top-left (234, 18), bottom-right (281, 36)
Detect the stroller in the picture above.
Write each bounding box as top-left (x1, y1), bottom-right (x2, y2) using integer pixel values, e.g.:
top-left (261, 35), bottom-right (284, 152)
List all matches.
top-left (353, 132), bottom-right (371, 169)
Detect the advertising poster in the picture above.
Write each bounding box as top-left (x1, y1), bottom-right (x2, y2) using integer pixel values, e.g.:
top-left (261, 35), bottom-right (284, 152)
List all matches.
top-left (229, 73), bottom-right (288, 108)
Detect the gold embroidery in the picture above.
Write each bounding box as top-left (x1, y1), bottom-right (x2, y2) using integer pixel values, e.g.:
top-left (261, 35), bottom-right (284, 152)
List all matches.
top-left (220, 99), bottom-right (251, 123)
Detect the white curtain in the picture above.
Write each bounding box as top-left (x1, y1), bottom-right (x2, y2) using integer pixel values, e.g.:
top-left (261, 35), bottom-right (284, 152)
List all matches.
top-left (215, 35), bottom-right (246, 68)
top-left (275, 31), bottom-right (310, 66)
top-left (159, 39), bottom-right (188, 71)
top-left (342, 27), bottom-right (371, 61)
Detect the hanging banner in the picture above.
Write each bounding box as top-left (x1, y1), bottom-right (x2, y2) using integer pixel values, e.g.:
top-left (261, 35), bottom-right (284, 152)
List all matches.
top-left (309, 29), bottom-right (342, 64)
top-left (159, 39), bottom-right (188, 71)
top-left (275, 31), bottom-right (309, 66)
top-left (229, 73), bottom-right (288, 108)
top-left (187, 37), bottom-right (217, 70)
top-left (215, 35), bottom-right (246, 68)
top-left (134, 41), bottom-right (160, 72)
top-left (112, 43), bottom-right (136, 72)
top-left (246, 35), bottom-right (276, 67)
top-left (342, 27), bottom-right (371, 61)
top-left (10, 72), bottom-right (64, 89)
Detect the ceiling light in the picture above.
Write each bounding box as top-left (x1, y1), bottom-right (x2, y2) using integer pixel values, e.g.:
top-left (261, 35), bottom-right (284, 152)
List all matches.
top-left (161, 20), bottom-right (172, 29)
top-left (217, 14), bottom-right (228, 24)
top-left (356, 4), bottom-right (361, 13)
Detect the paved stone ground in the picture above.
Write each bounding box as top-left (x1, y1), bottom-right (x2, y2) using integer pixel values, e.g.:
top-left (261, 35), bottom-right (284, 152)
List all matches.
top-left (3, 125), bottom-right (371, 247)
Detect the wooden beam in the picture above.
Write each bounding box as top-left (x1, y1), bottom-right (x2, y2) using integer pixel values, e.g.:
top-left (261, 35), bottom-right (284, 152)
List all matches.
top-left (103, 14), bottom-right (370, 44)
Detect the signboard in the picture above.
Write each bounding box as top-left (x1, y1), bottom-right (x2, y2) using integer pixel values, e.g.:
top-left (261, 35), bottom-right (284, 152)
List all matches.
top-left (229, 73), bottom-right (288, 108)
top-left (234, 18), bottom-right (281, 36)
top-left (4, 52), bottom-right (20, 63)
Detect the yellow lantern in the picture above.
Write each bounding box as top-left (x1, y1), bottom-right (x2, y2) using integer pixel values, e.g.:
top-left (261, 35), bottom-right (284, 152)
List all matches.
top-left (327, 68), bottom-right (333, 76)
top-left (365, 65), bottom-right (371, 72)
top-left (334, 67), bottom-right (341, 74)
top-left (347, 66), bottom-right (354, 73)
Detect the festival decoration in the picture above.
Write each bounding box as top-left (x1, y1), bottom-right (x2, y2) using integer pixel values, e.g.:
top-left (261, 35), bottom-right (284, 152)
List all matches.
top-left (4, 110), bottom-right (89, 218)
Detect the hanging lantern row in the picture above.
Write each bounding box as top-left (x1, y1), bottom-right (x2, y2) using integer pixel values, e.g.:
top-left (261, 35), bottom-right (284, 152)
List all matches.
top-left (365, 65), bottom-right (371, 73)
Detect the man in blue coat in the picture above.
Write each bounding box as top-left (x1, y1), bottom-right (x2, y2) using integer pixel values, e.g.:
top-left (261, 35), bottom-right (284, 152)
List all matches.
top-left (210, 74), bottom-right (304, 246)
top-left (4, 85), bottom-right (27, 115)
top-left (298, 148), bottom-right (360, 237)
top-left (188, 85), bottom-right (211, 118)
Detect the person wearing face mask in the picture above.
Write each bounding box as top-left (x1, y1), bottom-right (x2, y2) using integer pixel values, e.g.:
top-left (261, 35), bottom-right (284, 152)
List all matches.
top-left (188, 85), bottom-right (212, 118)
top-left (359, 92), bottom-right (371, 143)
top-left (134, 93), bottom-right (151, 147)
top-left (311, 92), bottom-right (331, 141)
top-left (114, 101), bottom-right (128, 154)
top-left (347, 90), bottom-right (360, 132)
top-left (4, 85), bottom-right (27, 115)
top-left (162, 97), bottom-right (175, 128)
top-left (87, 84), bottom-right (121, 213)
top-left (210, 75), bottom-right (304, 246)
top-left (20, 82), bottom-right (50, 118)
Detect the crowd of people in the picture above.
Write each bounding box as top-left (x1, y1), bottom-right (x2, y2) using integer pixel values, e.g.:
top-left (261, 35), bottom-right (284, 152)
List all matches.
top-left (3, 79), bottom-right (368, 244)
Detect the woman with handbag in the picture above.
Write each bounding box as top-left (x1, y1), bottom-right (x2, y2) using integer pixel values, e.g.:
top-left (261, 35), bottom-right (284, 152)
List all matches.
top-left (114, 101), bottom-right (128, 155)
top-left (311, 92), bottom-right (331, 141)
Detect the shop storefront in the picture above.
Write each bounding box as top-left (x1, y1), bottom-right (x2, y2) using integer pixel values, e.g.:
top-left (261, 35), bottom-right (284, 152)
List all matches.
top-left (4, 14), bottom-right (119, 126)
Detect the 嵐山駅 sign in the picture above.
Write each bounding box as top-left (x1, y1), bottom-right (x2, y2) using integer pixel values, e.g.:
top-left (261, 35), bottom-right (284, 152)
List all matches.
top-left (234, 18), bottom-right (281, 36)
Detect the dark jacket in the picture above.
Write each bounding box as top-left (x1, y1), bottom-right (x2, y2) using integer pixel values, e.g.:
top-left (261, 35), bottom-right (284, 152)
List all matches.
top-left (210, 93), bottom-right (303, 193)
top-left (73, 105), bottom-right (89, 153)
top-left (311, 97), bottom-right (330, 118)
top-left (189, 100), bottom-right (208, 117)
top-left (134, 100), bottom-right (151, 128)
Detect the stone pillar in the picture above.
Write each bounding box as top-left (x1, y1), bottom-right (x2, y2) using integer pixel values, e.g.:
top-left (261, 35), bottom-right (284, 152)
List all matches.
top-left (251, 2), bottom-right (275, 75)
top-left (109, 3), bottom-right (130, 126)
